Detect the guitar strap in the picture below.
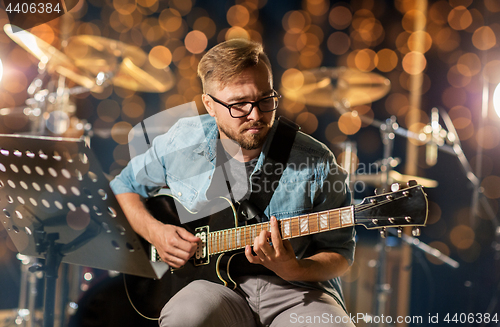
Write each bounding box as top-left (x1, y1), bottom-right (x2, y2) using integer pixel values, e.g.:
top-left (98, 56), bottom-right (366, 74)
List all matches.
top-left (238, 116), bottom-right (299, 223)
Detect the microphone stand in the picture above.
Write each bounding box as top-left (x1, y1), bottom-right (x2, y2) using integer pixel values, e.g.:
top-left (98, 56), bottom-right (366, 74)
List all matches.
top-left (372, 116), bottom-right (399, 327)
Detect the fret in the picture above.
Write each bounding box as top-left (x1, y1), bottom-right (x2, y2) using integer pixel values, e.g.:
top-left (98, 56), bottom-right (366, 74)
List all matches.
top-left (213, 232), bottom-right (218, 253)
top-left (319, 212), bottom-right (328, 231)
top-left (210, 232), bottom-right (215, 253)
top-left (328, 211), bottom-right (331, 230)
top-left (213, 233), bottom-right (216, 254)
top-left (300, 215), bottom-right (309, 234)
top-left (329, 210), bottom-right (341, 229)
top-left (340, 207), bottom-right (353, 227)
top-left (309, 213), bottom-right (319, 234)
top-left (282, 219), bottom-right (291, 238)
top-left (208, 234), bottom-right (212, 255)
top-left (222, 230), bottom-right (225, 251)
top-left (217, 232), bottom-right (220, 252)
top-left (221, 230), bottom-right (225, 251)
top-left (289, 217), bottom-right (296, 237)
top-left (328, 211), bottom-right (336, 230)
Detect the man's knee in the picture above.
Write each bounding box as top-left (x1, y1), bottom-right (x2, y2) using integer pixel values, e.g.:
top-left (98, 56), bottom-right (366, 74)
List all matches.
top-left (159, 280), bottom-right (255, 327)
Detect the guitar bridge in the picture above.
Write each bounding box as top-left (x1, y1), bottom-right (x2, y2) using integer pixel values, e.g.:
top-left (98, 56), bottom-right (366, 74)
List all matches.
top-left (194, 226), bottom-right (209, 266)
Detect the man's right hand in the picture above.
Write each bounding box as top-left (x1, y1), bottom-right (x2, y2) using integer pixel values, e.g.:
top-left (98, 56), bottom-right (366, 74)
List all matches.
top-left (149, 223), bottom-right (200, 268)
top-left (115, 193), bottom-right (200, 269)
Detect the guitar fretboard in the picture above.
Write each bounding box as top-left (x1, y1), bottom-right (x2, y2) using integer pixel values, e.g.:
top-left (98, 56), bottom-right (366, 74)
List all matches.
top-left (207, 206), bottom-right (354, 255)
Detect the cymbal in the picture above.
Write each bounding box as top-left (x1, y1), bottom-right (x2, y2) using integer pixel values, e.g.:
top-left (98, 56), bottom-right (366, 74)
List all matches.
top-left (64, 35), bottom-right (175, 93)
top-left (3, 24), bottom-right (101, 92)
top-left (354, 170), bottom-right (438, 188)
top-left (280, 67), bottom-right (391, 108)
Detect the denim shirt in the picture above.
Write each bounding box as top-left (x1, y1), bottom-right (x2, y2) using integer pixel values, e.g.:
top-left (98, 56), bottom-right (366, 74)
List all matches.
top-left (110, 114), bottom-right (356, 310)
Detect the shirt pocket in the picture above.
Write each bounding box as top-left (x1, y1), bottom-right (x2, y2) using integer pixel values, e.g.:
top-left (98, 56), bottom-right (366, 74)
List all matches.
top-left (269, 169), bottom-right (316, 218)
top-left (166, 174), bottom-right (198, 208)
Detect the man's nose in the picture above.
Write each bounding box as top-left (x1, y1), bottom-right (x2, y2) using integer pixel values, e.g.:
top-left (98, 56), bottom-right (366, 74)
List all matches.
top-left (246, 104), bottom-right (263, 121)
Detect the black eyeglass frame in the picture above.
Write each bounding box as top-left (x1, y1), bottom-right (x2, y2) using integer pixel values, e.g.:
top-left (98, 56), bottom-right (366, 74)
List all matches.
top-left (207, 92), bottom-right (281, 118)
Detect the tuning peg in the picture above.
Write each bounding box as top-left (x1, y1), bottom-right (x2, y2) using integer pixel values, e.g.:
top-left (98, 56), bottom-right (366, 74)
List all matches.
top-left (407, 180), bottom-right (417, 187)
top-left (390, 183), bottom-right (400, 192)
top-left (380, 228), bottom-right (387, 238)
top-left (397, 227), bottom-right (403, 238)
top-left (412, 227), bottom-right (421, 237)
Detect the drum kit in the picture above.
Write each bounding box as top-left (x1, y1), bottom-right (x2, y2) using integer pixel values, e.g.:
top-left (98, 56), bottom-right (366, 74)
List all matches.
top-left (1, 24), bottom-right (176, 327)
top-left (1, 24), bottom-right (175, 138)
top-left (279, 65), bottom-right (439, 191)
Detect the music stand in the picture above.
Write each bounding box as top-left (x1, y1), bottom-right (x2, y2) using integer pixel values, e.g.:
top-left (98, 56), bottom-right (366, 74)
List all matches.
top-left (0, 134), bottom-right (168, 327)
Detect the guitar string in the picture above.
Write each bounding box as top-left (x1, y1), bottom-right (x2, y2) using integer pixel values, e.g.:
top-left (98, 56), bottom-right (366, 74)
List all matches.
top-left (211, 203), bottom-right (377, 252)
top-left (208, 211), bottom-right (347, 254)
top-left (210, 202), bottom-right (415, 254)
top-left (208, 195), bottom-right (415, 254)
top-left (211, 194), bottom-right (418, 253)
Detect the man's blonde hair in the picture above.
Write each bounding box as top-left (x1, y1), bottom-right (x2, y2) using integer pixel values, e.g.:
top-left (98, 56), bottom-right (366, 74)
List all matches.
top-left (198, 38), bottom-right (272, 94)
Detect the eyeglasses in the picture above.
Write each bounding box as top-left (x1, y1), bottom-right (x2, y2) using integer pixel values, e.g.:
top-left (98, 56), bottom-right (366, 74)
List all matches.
top-left (207, 92), bottom-right (281, 118)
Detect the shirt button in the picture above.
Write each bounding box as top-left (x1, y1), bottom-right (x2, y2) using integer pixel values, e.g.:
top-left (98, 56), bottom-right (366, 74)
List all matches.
top-left (177, 192), bottom-right (182, 196)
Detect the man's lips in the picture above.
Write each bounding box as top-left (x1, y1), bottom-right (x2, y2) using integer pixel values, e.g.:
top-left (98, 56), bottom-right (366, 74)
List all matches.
top-left (243, 125), bottom-right (264, 133)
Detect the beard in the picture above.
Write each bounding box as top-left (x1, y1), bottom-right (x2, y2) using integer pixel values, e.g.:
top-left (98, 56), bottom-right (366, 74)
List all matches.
top-left (217, 119), bottom-right (273, 150)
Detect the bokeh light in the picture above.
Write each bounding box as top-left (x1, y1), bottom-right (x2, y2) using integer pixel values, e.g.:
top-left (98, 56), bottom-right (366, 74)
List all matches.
top-left (184, 30), bottom-right (208, 54)
top-left (494, 83), bottom-right (500, 118)
top-left (149, 46), bottom-right (172, 69)
top-left (375, 49), bottom-right (398, 72)
top-left (447, 6), bottom-right (472, 30)
top-left (338, 111), bottom-right (362, 135)
top-left (329, 6), bottom-right (352, 30)
top-left (227, 5), bottom-right (250, 27)
top-left (402, 51), bottom-right (427, 75)
top-left (295, 112), bottom-right (318, 134)
top-left (472, 26), bottom-right (496, 50)
top-left (426, 241), bottom-right (450, 265)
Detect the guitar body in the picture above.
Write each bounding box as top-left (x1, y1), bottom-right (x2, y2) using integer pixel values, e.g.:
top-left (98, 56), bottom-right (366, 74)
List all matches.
top-left (128, 195), bottom-right (244, 317)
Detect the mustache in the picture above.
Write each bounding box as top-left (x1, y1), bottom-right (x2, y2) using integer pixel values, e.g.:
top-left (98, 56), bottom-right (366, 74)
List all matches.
top-left (240, 121), bottom-right (267, 131)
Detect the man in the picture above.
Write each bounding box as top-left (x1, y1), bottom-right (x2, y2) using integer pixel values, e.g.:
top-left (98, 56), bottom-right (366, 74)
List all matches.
top-left (110, 38), bottom-right (356, 327)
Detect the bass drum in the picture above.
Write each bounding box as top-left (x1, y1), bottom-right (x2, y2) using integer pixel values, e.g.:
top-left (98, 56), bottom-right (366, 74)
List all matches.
top-left (68, 271), bottom-right (168, 327)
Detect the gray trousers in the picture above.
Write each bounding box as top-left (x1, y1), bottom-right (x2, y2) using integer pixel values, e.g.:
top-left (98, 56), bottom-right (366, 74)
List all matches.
top-left (159, 275), bottom-right (356, 327)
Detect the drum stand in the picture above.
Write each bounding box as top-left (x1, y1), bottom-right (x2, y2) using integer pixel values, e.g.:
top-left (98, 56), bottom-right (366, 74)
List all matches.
top-left (0, 135), bottom-right (168, 327)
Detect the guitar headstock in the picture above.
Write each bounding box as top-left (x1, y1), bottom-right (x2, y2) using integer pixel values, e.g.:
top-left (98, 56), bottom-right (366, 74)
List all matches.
top-left (354, 181), bottom-right (428, 237)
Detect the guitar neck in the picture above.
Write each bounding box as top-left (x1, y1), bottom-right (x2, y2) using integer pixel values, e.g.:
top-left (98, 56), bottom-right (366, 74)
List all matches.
top-left (207, 206), bottom-right (354, 255)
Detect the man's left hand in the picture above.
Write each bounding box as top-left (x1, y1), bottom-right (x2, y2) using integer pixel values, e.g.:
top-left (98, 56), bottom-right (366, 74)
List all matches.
top-left (245, 216), bottom-right (301, 281)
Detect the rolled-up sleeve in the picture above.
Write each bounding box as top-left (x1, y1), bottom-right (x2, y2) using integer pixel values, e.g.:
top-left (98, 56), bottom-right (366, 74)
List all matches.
top-left (110, 134), bottom-right (168, 198)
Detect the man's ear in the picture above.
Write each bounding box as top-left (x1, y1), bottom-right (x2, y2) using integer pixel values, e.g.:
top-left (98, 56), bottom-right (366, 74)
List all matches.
top-left (202, 94), bottom-right (215, 117)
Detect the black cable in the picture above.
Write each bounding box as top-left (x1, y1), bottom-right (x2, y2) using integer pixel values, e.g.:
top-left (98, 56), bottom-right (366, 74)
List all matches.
top-left (122, 274), bottom-right (159, 321)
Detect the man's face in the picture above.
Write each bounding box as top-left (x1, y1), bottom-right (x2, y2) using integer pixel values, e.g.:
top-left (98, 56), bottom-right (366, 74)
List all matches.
top-left (204, 61), bottom-right (276, 151)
